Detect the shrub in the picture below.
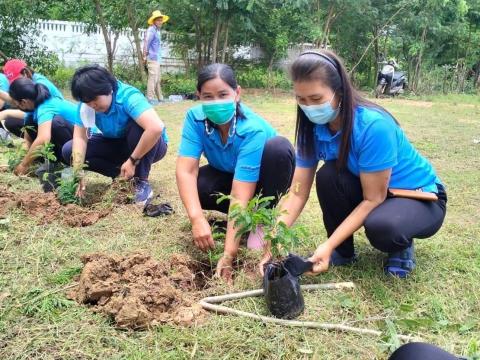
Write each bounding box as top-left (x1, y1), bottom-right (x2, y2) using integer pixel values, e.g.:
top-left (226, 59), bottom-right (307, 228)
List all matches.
top-left (161, 72), bottom-right (197, 97)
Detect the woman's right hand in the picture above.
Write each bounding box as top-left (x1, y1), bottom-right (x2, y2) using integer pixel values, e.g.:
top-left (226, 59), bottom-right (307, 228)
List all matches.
top-left (76, 178), bottom-right (86, 198)
top-left (191, 216), bottom-right (215, 252)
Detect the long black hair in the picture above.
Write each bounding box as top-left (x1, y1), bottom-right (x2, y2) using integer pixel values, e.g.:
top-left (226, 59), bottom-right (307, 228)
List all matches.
top-left (9, 78), bottom-right (51, 107)
top-left (291, 50), bottom-right (397, 170)
top-left (71, 64), bottom-right (118, 103)
top-left (197, 63), bottom-right (244, 120)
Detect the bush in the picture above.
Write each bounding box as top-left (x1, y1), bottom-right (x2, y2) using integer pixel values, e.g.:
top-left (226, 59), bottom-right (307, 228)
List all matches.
top-left (50, 67), bottom-right (75, 90)
top-left (236, 66), bottom-right (291, 90)
top-left (161, 72), bottom-right (197, 97)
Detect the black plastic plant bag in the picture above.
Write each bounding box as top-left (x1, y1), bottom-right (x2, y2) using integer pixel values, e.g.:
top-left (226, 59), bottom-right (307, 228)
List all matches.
top-left (262, 254), bottom-right (313, 319)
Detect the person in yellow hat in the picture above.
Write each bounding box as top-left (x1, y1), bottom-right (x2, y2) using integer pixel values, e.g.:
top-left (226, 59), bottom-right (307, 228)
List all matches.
top-left (142, 10), bottom-right (169, 105)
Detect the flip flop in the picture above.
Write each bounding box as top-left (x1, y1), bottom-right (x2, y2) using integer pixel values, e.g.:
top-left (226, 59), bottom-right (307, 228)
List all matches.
top-left (143, 201), bottom-right (174, 217)
top-left (384, 242), bottom-right (415, 279)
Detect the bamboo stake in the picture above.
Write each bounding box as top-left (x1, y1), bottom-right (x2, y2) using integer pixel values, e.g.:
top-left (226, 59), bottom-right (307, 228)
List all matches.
top-left (199, 282), bottom-right (419, 342)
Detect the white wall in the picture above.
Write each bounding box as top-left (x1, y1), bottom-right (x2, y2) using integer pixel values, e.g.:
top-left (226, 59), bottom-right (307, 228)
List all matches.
top-left (35, 20), bottom-right (184, 72)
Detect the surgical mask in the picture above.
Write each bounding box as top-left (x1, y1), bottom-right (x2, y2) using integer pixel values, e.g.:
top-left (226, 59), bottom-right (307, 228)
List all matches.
top-left (299, 92), bottom-right (340, 125)
top-left (202, 99), bottom-right (236, 125)
top-left (80, 103), bottom-right (96, 128)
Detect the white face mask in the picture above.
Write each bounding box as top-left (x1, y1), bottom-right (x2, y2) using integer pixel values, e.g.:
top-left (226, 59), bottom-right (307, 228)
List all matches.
top-left (79, 103), bottom-right (96, 128)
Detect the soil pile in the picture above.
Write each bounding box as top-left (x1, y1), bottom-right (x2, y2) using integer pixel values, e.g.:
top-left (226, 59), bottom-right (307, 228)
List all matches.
top-left (0, 186), bottom-right (16, 218)
top-left (69, 253), bottom-right (210, 329)
top-left (16, 191), bottom-right (111, 227)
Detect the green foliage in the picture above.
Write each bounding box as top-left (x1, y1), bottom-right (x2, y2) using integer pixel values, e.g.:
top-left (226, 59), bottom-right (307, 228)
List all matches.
top-left (50, 66), bottom-right (76, 90)
top-left (218, 194), bottom-right (305, 258)
top-left (162, 72), bottom-right (197, 96)
top-left (236, 66), bottom-right (291, 90)
top-left (7, 146), bottom-right (27, 172)
top-left (33, 142), bottom-right (57, 164)
top-left (113, 62), bottom-right (146, 93)
top-left (56, 173), bottom-right (81, 205)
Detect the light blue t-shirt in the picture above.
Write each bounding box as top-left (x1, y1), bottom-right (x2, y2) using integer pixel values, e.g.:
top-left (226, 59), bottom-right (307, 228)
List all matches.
top-left (32, 73), bottom-right (63, 99)
top-left (179, 103), bottom-right (277, 182)
top-left (33, 97), bottom-right (78, 125)
top-left (0, 73), bottom-right (9, 93)
top-left (73, 80), bottom-right (168, 142)
top-left (296, 106), bottom-right (441, 193)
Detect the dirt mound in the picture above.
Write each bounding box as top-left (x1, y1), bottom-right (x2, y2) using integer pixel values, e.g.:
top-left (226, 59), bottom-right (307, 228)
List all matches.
top-left (69, 253), bottom-right (209, 329)
top-left (0, 186), bottom-right (16, 218)
top-left (16, 191), bottom-right (111, 227)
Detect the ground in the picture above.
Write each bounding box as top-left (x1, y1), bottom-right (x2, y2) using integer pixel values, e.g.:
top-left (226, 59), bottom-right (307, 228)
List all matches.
top-left (0, 91), bottom-right (479, 359)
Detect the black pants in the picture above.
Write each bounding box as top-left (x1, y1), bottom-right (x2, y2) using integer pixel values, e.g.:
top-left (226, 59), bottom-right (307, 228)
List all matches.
top-left (389, 343), bottom-right (459, 360)
top-left (62, 121), bottom-right (167, 179)
top-left (197, 136), bottom-right (295, 213)
top-left (316, 161), bottom-right (447, 256)
top-left (4, 115), bottom-right (73, 163)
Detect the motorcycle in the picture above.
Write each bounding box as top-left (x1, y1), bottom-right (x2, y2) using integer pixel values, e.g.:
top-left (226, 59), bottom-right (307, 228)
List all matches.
top-left (375, 61), bottom-right (407, 98)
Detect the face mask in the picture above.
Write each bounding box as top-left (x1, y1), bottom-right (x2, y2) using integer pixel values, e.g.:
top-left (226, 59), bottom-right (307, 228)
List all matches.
top-left (299, 92), bottom-right (339, 125)
top-left (80, 103), bottom-right (96, 128)
top-left (202, 99), bottom-right (236, 125)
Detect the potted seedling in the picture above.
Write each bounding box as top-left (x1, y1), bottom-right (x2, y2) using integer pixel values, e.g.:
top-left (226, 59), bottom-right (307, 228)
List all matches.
top-left (218, 194), bottom-right (308, 319)
top-left (33, 142), bottom-right (58, 192)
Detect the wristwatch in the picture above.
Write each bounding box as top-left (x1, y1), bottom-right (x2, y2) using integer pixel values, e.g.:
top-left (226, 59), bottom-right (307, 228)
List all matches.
top-left (129, 156), bottom-right (141, 166)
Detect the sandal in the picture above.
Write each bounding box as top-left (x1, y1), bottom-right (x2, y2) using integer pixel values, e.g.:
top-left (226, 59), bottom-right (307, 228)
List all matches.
top-left (143, 199), bottom-right (174, 217)
top-left (384, 242), bottom-right (416, 278)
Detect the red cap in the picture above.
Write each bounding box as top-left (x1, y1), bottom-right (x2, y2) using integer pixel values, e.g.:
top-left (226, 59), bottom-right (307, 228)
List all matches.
top-left (3, 59), bottom-right (27, 84)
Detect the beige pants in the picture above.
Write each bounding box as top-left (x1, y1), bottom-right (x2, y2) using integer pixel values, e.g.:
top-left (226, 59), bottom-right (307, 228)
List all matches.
top-left (146, 60), bottom-right (163, 101)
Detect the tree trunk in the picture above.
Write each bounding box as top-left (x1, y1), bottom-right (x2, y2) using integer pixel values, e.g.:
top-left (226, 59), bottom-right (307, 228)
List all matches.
top-left (221, 21), bottom-right (229, 63)
top-left (195, 17), bottom-right (203, 70)
top-left (320, 4), bottom-right (335, 48)
top-left (94, 0), bottom-right (114, 72)
top-left (126, 2), bottom-right (145, 81)
top-left (413, 26), bottom-right (428, 92)
top-left (211, 13), bottom-right (221, 63)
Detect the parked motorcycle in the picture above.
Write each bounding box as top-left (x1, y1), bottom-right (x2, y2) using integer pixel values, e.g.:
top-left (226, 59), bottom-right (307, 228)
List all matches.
top-left (375, 61), bottom-right (407, 98)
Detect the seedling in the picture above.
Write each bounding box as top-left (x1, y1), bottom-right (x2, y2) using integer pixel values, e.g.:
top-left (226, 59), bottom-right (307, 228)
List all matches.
top-left (217, 194), bottom-right (305, 259)
top-left (6, 145), bottom-right (27, 172)
top-left (56, 172), bottom-right (81, 205)
top-left (207, 226), bottom-right (226, 269)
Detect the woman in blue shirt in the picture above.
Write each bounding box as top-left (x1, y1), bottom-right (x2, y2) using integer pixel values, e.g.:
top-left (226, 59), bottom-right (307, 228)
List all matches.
top-left (62, 65), bottom-right (168, 205)
top-left (260, 51), bottom-right (447, 278)
top-left (1, 59), bottom-right (64, 139)
top-left (7, 78), bottom-right (74, 176)
top-left (176, 63), bottom-right (295, 282)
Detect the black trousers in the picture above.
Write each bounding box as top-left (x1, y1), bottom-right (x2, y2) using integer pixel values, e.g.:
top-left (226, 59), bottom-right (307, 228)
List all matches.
top-left (4, 115), bottom-right (73, 163)
top-left (389, 343), bottom-right (459, 360)
top-left (316, 161), bottom-right (447, 256)
top-left (197, 136), bottom-right (295, 213)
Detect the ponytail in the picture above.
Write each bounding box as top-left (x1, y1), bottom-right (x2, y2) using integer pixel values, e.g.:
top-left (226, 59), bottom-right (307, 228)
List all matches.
top-left (9, 78), bottom-right (51, 107)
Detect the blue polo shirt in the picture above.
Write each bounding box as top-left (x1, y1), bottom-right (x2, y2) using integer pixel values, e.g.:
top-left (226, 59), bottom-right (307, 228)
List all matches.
top-left (179, 103), bottom-right (277, 182)
top-left (296, 106), bottom-right (441, 193)
top-left (0, 73), bottom-right (9, 93)
top-left (32, 73), bottom-right (63, 99)
top-left (33, 97), bottom-right (78, 125)
top-left (73, 80), bottom-right (168, 142)
top-left (0, 73), bottom-right (9, 110)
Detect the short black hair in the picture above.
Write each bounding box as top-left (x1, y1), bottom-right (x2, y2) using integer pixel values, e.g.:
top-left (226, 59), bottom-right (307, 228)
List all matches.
top-left (71, 64), bottom-right (118, 103)
top-left (197, 63), bottom-right (238, 92)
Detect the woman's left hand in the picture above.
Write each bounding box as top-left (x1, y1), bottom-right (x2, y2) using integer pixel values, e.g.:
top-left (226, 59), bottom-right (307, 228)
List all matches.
top-left (215, 254), bottom-right (234, 284)
top-left (308, 242), bottom-right (333, 274)
top-left (14, 163), bottom-right (28, 176)
top-left (120, 160), bottom-right (136, 180)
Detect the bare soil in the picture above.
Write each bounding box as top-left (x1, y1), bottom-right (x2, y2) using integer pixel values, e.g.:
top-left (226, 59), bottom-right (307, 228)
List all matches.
top-left (69, 253), bottom-right (210, 329)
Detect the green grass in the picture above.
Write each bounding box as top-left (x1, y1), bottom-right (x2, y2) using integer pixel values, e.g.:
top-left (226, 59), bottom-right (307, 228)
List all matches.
top-left (0, 92), bottom-right (479, 359)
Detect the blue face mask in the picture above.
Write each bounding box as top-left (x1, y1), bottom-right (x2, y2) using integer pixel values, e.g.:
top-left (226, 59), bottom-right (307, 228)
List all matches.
top-left (299, 92), bottom-right (340, 125)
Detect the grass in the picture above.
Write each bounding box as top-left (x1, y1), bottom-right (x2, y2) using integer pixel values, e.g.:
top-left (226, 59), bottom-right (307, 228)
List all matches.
top-left (0, 91), bottom-right (479, 359)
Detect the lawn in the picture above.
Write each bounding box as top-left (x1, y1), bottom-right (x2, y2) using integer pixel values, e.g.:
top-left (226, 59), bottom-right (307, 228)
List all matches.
top-left (0, 92), bottom-right (479, 359)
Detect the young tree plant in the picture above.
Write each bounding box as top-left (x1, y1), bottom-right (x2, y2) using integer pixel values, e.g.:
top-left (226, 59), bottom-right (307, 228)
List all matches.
top-left (217, 194), bottom-right (306, 259)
